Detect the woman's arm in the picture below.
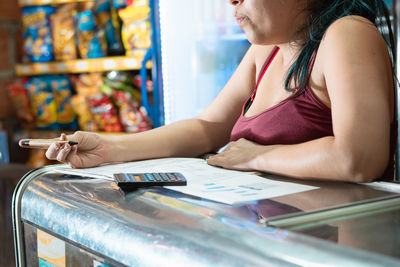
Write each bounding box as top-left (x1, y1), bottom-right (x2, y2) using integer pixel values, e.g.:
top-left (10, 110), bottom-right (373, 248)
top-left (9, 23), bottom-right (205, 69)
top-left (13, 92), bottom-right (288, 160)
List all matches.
top-left (45, 44), bottom-right (262, 168)
top-left (207, 16), bottom-right (394, 182)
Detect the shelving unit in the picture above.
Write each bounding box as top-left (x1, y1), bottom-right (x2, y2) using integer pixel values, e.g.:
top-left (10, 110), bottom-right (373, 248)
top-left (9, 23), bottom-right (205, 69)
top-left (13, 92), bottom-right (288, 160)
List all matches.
top-left (14, 0), bottom-right (157, 168)
top-left (15, 56), bottom-right (152, 76)
top-left (18, 0), bottom-right (91, 7)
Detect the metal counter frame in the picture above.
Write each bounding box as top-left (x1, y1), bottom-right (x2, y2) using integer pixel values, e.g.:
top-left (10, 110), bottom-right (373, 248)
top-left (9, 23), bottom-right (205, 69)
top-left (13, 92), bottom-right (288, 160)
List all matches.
top-left (12, 167), bottom-right (400, 266)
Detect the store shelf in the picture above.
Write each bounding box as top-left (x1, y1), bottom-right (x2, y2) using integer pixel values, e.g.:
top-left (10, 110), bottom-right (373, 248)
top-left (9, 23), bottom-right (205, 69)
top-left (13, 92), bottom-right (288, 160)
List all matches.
top-left (18, 0), bottom-right (91, 6)
top-left (15, 56), bottom-right (152, 76)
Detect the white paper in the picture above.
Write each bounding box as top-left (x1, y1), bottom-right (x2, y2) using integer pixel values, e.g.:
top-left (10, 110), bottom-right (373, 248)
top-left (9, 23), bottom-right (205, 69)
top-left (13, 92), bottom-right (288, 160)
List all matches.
top-left (54, 157), bottom-right (318, 205)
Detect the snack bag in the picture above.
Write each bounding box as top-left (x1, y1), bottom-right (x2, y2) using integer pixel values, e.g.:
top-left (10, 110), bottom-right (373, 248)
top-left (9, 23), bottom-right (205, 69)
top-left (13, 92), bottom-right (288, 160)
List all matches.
top-left (102, 71), bottom-right (139, 100)
top-left (50, 75), bottom-right (78, 130)
top-left (50, 3), bottom-right (78, 60)
top-left (118, 1), bottom-right (151, 57)
top-left (8, 79), bottom-right (35, 129)
top-left (74, 73), bottom-right (104, 96)
top-left (113, 0), bottom-right (128, 10)
top-left (75, 10), bottom-right (106, 58)
top-left (94, 0), bottom-right (124, 55)
top-left (26, 76), bottom-right (58, 130)
top-left (113, 90), bottom-right (152, 132)
top-left (78, 1), bottom-right (95, 12)
top-left (71, 95), bottom-right (98, 131)
top-left (87, 94), bottom-right (124, 132)
top-left (22, 6), bottom-right (56, 62)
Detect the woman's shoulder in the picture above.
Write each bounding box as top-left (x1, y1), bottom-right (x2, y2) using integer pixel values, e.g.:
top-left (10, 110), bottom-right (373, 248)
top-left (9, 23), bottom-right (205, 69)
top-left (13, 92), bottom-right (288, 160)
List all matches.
top-left (321, 15), bottom-right (386, 49)
top-left (318, 15), bottom-right (389, 68)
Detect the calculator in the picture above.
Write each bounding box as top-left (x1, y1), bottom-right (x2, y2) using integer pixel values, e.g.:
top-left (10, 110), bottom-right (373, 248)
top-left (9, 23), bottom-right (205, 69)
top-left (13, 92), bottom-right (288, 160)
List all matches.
top-left (113, 172), bottom-right (187, 190)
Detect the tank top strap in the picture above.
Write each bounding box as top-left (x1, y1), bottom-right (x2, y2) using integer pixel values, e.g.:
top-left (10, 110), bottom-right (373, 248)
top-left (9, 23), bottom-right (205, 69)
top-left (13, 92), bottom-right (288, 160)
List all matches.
top-left (250, 46), bottom-right (280, 101)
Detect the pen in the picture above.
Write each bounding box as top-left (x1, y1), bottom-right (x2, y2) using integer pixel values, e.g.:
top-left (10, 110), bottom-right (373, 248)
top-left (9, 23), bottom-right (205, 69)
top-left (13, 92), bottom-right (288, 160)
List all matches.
top-left (19, 139), bottom-right (78, 149)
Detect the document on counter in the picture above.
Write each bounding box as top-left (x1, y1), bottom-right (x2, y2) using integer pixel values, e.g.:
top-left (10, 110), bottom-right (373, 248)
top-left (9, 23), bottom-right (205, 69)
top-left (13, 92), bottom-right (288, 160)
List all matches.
top-left (53, 157), bottom-right (318, 205)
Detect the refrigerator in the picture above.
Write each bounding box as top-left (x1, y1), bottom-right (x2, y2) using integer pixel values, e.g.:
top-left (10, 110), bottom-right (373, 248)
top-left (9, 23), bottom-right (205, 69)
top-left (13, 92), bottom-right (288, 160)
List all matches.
top-left (148, 0), bottom-right (250, 127)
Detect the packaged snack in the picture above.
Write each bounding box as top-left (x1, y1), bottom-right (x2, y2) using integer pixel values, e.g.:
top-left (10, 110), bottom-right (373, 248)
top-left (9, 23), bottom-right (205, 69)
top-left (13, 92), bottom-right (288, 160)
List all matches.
top-left (50, 75), bottom-right (78, 130)
top-left (8, 79), bottom-right (35, 129)
top-left (112, 90), bottom-right (152, 132)
top-left (26, 76), bottom-right (58, 130)
top-left (113, 0), bottom-right (128, 10)
top-left (119, 1), bottom-right (151, 57)
top-left (71, 95), bottom-right (98, 131)
top-left (22, 6), bottom-right (56, 62)
top-left (75, 10), bottom-right (106, 58)
top-left (78, 1), bottom-right (95, 12)
top-left (88, 94), bottom-right (124, 132)
top-left (50, 3), bottom-right (78, 61)
top-left (94, 0), bottom-right (124, 55)
top-left (102, 71), bottom-right (140, 100)
top-left (74, 73), bottom-right (103, 96)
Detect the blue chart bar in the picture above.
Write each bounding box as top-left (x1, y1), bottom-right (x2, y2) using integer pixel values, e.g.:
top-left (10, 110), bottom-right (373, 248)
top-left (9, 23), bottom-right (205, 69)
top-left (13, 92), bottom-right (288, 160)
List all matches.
top-left (208, 186), bottom-right (225, 190)
top-left (202, 183), bottom-right (259, 195)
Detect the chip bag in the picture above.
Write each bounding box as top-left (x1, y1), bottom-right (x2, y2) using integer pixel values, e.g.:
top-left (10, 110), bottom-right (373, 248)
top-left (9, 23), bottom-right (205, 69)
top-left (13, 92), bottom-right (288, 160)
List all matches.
top-left (50, 3), bottom-right (78, 60)
top-left (50, 75), bottom-right (78, 130)
top-left (94, 0), bottom-right (124, 55)
top-left (26, 76), bottom-right (58, 130)
top-left (71, 94), bottom-right (98, 131)
top-left (113, 90), bottom-right (152, 132)
top-left (8, 79), bottom-right (35, 129)
top-left (118, 1), bottom-right (151, 57)
top-left (75, 10), bottom-right (106, 58)
top-left (22, 6), bottom-right (56, 62)
top-left (88, 94), bottom-right (124, 132)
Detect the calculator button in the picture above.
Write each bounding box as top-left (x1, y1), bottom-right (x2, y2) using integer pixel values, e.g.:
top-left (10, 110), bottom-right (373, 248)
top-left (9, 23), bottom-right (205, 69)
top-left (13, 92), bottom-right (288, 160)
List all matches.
top-left (166, 173), bottom-right (176, 181)
top-left (128, 174), bottom-right (137, 181)
top-left (123, 173), bottom-right (132, 182)
top-left (153, 173), bottom-right (162, 181)
top-left (160, 173), bottom-right (169, 181)
top-left (145, 173), bottom-right (155, 181)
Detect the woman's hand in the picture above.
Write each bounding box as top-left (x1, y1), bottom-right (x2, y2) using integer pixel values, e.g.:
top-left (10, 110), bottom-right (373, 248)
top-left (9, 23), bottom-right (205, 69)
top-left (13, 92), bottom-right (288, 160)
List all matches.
top-left (44, 131), bottom-right (111, 168)
top-left (207, 138), bottom-right (267, 171)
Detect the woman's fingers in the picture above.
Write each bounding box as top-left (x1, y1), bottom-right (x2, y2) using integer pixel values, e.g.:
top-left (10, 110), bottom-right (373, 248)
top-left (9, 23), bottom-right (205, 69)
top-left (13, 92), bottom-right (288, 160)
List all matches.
top-left (56, 144), bottom-right (71, 162)
top-left (60, 133), bottom-right (68, 141)
top-left (45, 142), bottom-right (62, 160)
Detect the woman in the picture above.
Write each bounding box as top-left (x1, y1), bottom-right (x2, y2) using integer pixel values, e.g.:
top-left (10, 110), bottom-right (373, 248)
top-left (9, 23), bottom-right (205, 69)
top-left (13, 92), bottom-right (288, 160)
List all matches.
top-left (35, 0), bottom-right (396, 182)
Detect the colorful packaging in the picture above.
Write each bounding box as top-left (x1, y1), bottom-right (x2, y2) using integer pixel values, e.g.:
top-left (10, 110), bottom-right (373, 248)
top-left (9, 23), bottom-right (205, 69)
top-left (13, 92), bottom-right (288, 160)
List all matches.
top-left (88, 94), bottom-right (124, 132)
top-left (112, 90), bottom-right (152, 132)
top-left (50, 75), bottom-right (78, 130)
top-left (71, 95), bottom-right (98, 131)
top-left (26, 76), bottom-right (58, 130)
top-left (8, 79), bottom-right (35, 129)
top-left (119, 1), bottom-right (151, 57)
top-left (102, 71), bottom-right (139, 99)
top-left (75, 10), bottom-right (106, 58)
top-left (74, 73), bottom-right (104, 96)
top-left (22, 6), bottom-right (56, 62)
top-left (94, 0), bottom-right (124, 55)
top-left (113, 0), bottom-right (128, 10)
top-left (50, 3), bottom-right (78, 61)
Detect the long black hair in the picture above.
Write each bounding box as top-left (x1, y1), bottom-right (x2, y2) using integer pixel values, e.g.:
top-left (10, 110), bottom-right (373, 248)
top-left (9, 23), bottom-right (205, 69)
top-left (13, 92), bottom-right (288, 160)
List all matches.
top-left (285, 0), bottom-right (395, 95)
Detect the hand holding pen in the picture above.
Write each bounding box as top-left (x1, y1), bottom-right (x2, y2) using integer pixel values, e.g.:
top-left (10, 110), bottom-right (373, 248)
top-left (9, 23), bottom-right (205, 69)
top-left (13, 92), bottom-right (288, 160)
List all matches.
top-left (19, 132), bottom-right (110, 168)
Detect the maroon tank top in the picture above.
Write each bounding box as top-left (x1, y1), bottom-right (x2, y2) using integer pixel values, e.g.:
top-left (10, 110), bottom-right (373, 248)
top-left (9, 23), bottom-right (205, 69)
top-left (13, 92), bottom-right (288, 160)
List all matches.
top-left (230, 46), bottom-right (395, 180)
top-left (231, 46), bottom-right (333, 145)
